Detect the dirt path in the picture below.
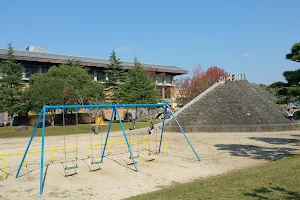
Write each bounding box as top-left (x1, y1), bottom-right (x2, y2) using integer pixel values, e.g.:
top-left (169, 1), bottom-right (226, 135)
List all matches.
top-left (0, 131), bottom-right (299, 200)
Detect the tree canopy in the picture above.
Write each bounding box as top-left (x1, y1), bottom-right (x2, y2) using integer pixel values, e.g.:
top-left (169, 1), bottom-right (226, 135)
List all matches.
top-left (175, 65), bottom-right (227, 107)
top-left (286, 42), bottom-right (300, 63)
top-left (0, 42), bottom-right (24, 115)
top-left (267, 69), bottom-right (300, 104)
top-left (105, 50), bottom-right (127, 103)
top-left (118, 57), bottom-right (160, 104)
top-left (26, 63), bottom-right (105, 113)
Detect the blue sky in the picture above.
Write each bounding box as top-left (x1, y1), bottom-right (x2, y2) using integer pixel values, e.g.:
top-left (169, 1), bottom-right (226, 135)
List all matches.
top-left (1, 0), bottom-right (300, 84)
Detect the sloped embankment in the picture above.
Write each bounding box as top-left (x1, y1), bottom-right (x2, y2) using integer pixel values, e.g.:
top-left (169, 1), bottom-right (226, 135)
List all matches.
top-left (166, 81), bottom-right (298, 132)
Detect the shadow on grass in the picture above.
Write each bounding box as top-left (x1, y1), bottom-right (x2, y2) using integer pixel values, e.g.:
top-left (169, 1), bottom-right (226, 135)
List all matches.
top-left (244, 187), bottom-right (300, 200)
top-left (214, 144), bottom-right (297, 160)
top-left (248, 137), bottom-right (300, 145)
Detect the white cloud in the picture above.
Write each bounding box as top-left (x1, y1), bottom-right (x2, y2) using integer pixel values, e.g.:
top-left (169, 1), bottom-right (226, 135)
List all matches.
top-left (116, 46), bottom-right (132, 53)
top-left (242, 52), bottom-right (251, 57)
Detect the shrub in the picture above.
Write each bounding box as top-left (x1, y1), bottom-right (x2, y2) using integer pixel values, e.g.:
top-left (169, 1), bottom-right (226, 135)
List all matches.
top-left (275, 98), bottom-right (288, 104)
top-left (293, 111), bottom-right (300, 120)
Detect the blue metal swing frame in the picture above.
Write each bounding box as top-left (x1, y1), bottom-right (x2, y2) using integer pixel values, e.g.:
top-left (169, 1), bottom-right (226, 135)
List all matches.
top-left (15, 103), bottom-right (200, 195)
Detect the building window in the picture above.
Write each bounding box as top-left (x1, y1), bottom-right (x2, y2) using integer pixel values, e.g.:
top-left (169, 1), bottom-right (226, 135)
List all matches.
top-left (88, 70), bottom-right (94, 78)
top-left (25, 66), bottom-right (39, 78)
top-left (156, 76), bottom-right (163, 84)
top-left (41, 67), bottom-right (49, 73)
top-left (96, 71), bottom-right (106, 82)
top-left (164, 75), bottom-right (172, 84)
top-left (158, 87), bottom-right (163, 98)
top-left (165, 87), bottom-right (171, 99)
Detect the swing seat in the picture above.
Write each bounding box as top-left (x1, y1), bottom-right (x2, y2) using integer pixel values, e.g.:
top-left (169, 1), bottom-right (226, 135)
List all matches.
top-left (91, 161), bottom-right (102, 165)
top-left (65, 165), bottom-right (78, 170)
top-left (126, 161), bottom-right (137, 165)
top-left (129, 155), bottom-right (139, 159)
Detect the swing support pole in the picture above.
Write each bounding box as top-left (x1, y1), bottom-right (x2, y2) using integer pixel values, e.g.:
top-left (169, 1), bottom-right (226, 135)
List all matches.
top-left (158, 106), bottom-right (167, 154)
top-left (16, 109), bottom-right (43, 178)
top-left (166, 105), bottom-right (201, 161)
top-left (40, 107), bottom-right (46, 195)
top-left (114, 106), bottom-right (138, 172)
top-left (101, 108), bottom-right (115, 162)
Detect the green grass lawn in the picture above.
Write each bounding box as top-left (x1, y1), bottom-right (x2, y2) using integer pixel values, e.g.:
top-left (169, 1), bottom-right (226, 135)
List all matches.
top-left (0, 119), bottom-right (161, 139)
top-left (127, 156), bottom-right (300, 200)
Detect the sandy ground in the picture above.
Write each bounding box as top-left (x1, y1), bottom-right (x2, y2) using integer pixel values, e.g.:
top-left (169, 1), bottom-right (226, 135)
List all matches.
top-left (0, 130), bottom-right (300, 200)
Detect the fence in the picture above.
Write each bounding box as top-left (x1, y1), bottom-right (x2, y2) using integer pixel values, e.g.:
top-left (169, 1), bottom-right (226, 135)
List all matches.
top-left (87, 138), bottom-right (167, 158)
top-left (0, 146), bottom-right (78, 180)
top-left (0, 158), bottom-right (6, 180)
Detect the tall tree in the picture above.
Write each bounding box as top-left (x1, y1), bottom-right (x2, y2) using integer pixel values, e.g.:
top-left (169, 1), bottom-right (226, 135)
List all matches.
top-left (286, 42), bottom-right (300, 63)
top-left (118, 57), bottom-right (160, 104)
top-left (268, 69), bottom-right (300, 104)
top-left (282, 69), bottom-right (300, 86)
top-left (26, 64), bottom-right (105, 130)
top-left (105, 50), bottom-right (126, 103)
top-left (0, 42), bottom-right (24, 116)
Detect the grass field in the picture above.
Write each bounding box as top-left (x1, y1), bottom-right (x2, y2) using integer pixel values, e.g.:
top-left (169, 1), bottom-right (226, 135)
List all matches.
top-left (128, 156), bottom-right (300, 200)
top-left (0, 119), bottom-right (161, 139)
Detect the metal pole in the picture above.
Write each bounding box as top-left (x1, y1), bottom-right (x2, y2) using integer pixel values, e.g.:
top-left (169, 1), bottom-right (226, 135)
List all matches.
top-left (101, 108), bottom-right (115, 162)
top-left (158, 107), bottom-right (167, 154)
top-left (114, 106), bottom-right (139, 172)
top-left (16, 109), bottom-right (43, 178)
top-left (44, 103), bottom-right (169, 110)
top-left (40, 107), bottom-right (46, 195)
top-left (167, 105), bottom-right (201, 161)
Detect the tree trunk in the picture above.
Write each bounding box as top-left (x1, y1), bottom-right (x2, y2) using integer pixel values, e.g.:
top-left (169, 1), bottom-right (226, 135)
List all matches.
top-left (51, 112), bottom-right (55, 126)
top-left (94, 116), bottom-right (99, 134)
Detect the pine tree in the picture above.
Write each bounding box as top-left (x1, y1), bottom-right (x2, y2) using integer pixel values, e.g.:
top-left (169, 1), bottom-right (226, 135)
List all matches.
top-left (118, 57), bottom-right (160, 104)
top-left (0, 42), bottom-right (24, 114)
top-left (105, 50), bottom-right (126, 103)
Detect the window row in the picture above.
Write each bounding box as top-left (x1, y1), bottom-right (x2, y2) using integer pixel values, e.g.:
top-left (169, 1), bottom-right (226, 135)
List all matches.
top-left (154, 75), bottom-right (173, 84)
top-left (24, 66), bottom-right (107, 82)
top-left (22, 66), bottom-right (173, 86)
top-left (158, 87), bottom-right (171, 99)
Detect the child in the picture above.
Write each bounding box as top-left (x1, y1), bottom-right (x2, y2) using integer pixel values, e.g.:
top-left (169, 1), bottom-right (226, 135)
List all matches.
top-left (149, 122), bottom-right (155, 135)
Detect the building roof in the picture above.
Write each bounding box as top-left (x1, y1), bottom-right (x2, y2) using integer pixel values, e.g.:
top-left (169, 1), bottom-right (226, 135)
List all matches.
top-left (0, 48), bottom-right (188, 75)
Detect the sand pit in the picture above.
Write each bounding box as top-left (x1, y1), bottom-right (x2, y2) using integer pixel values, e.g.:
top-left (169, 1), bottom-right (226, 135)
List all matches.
top-left (0, 131), bottom-right (300, 200)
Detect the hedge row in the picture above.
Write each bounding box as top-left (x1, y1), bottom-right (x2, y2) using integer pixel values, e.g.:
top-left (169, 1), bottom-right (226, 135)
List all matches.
top-left (13, 113), bottom-right (95, 126)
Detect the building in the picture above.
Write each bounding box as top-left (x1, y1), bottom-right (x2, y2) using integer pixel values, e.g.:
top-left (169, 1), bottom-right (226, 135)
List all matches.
top-left (0, 46), bottom-right (187, 122)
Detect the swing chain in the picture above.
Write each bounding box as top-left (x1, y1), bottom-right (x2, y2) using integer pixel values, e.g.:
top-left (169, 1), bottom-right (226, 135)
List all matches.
top-left (75, 110), bottom-right (79, 164)
top-left (89, 109), bottom-right (94, 160)
top-left (100, 108), bottom-right (103, 154)
top-left (63, 109), bottom-right (67, 165)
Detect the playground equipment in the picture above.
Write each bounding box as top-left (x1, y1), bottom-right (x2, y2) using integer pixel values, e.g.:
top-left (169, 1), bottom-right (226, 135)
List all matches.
top-left (0, 146), bottom-right (78, 180)
top-left (87, 139), bottom-right (167, 158)
top-left (62, 110), bottom-right (79, 175)
top-left (15, 103), bottom-right (200, 195)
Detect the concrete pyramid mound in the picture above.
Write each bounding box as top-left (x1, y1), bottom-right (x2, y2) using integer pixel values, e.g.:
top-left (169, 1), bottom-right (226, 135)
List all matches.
top-left (166, 81), bottom-right (299, 132)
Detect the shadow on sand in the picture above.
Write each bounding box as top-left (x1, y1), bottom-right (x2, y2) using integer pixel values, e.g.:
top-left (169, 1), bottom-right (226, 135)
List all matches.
top-left (248, 137), bottom-right (300, 145)
top-left (214, 144), bottom-right (297, 160)
top-left (291, 134), bottom-right (300, 137)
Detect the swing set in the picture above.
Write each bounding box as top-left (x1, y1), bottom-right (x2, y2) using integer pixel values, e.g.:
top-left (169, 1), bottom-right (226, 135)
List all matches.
top-left (15, 103), bottom-right (200, 195)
